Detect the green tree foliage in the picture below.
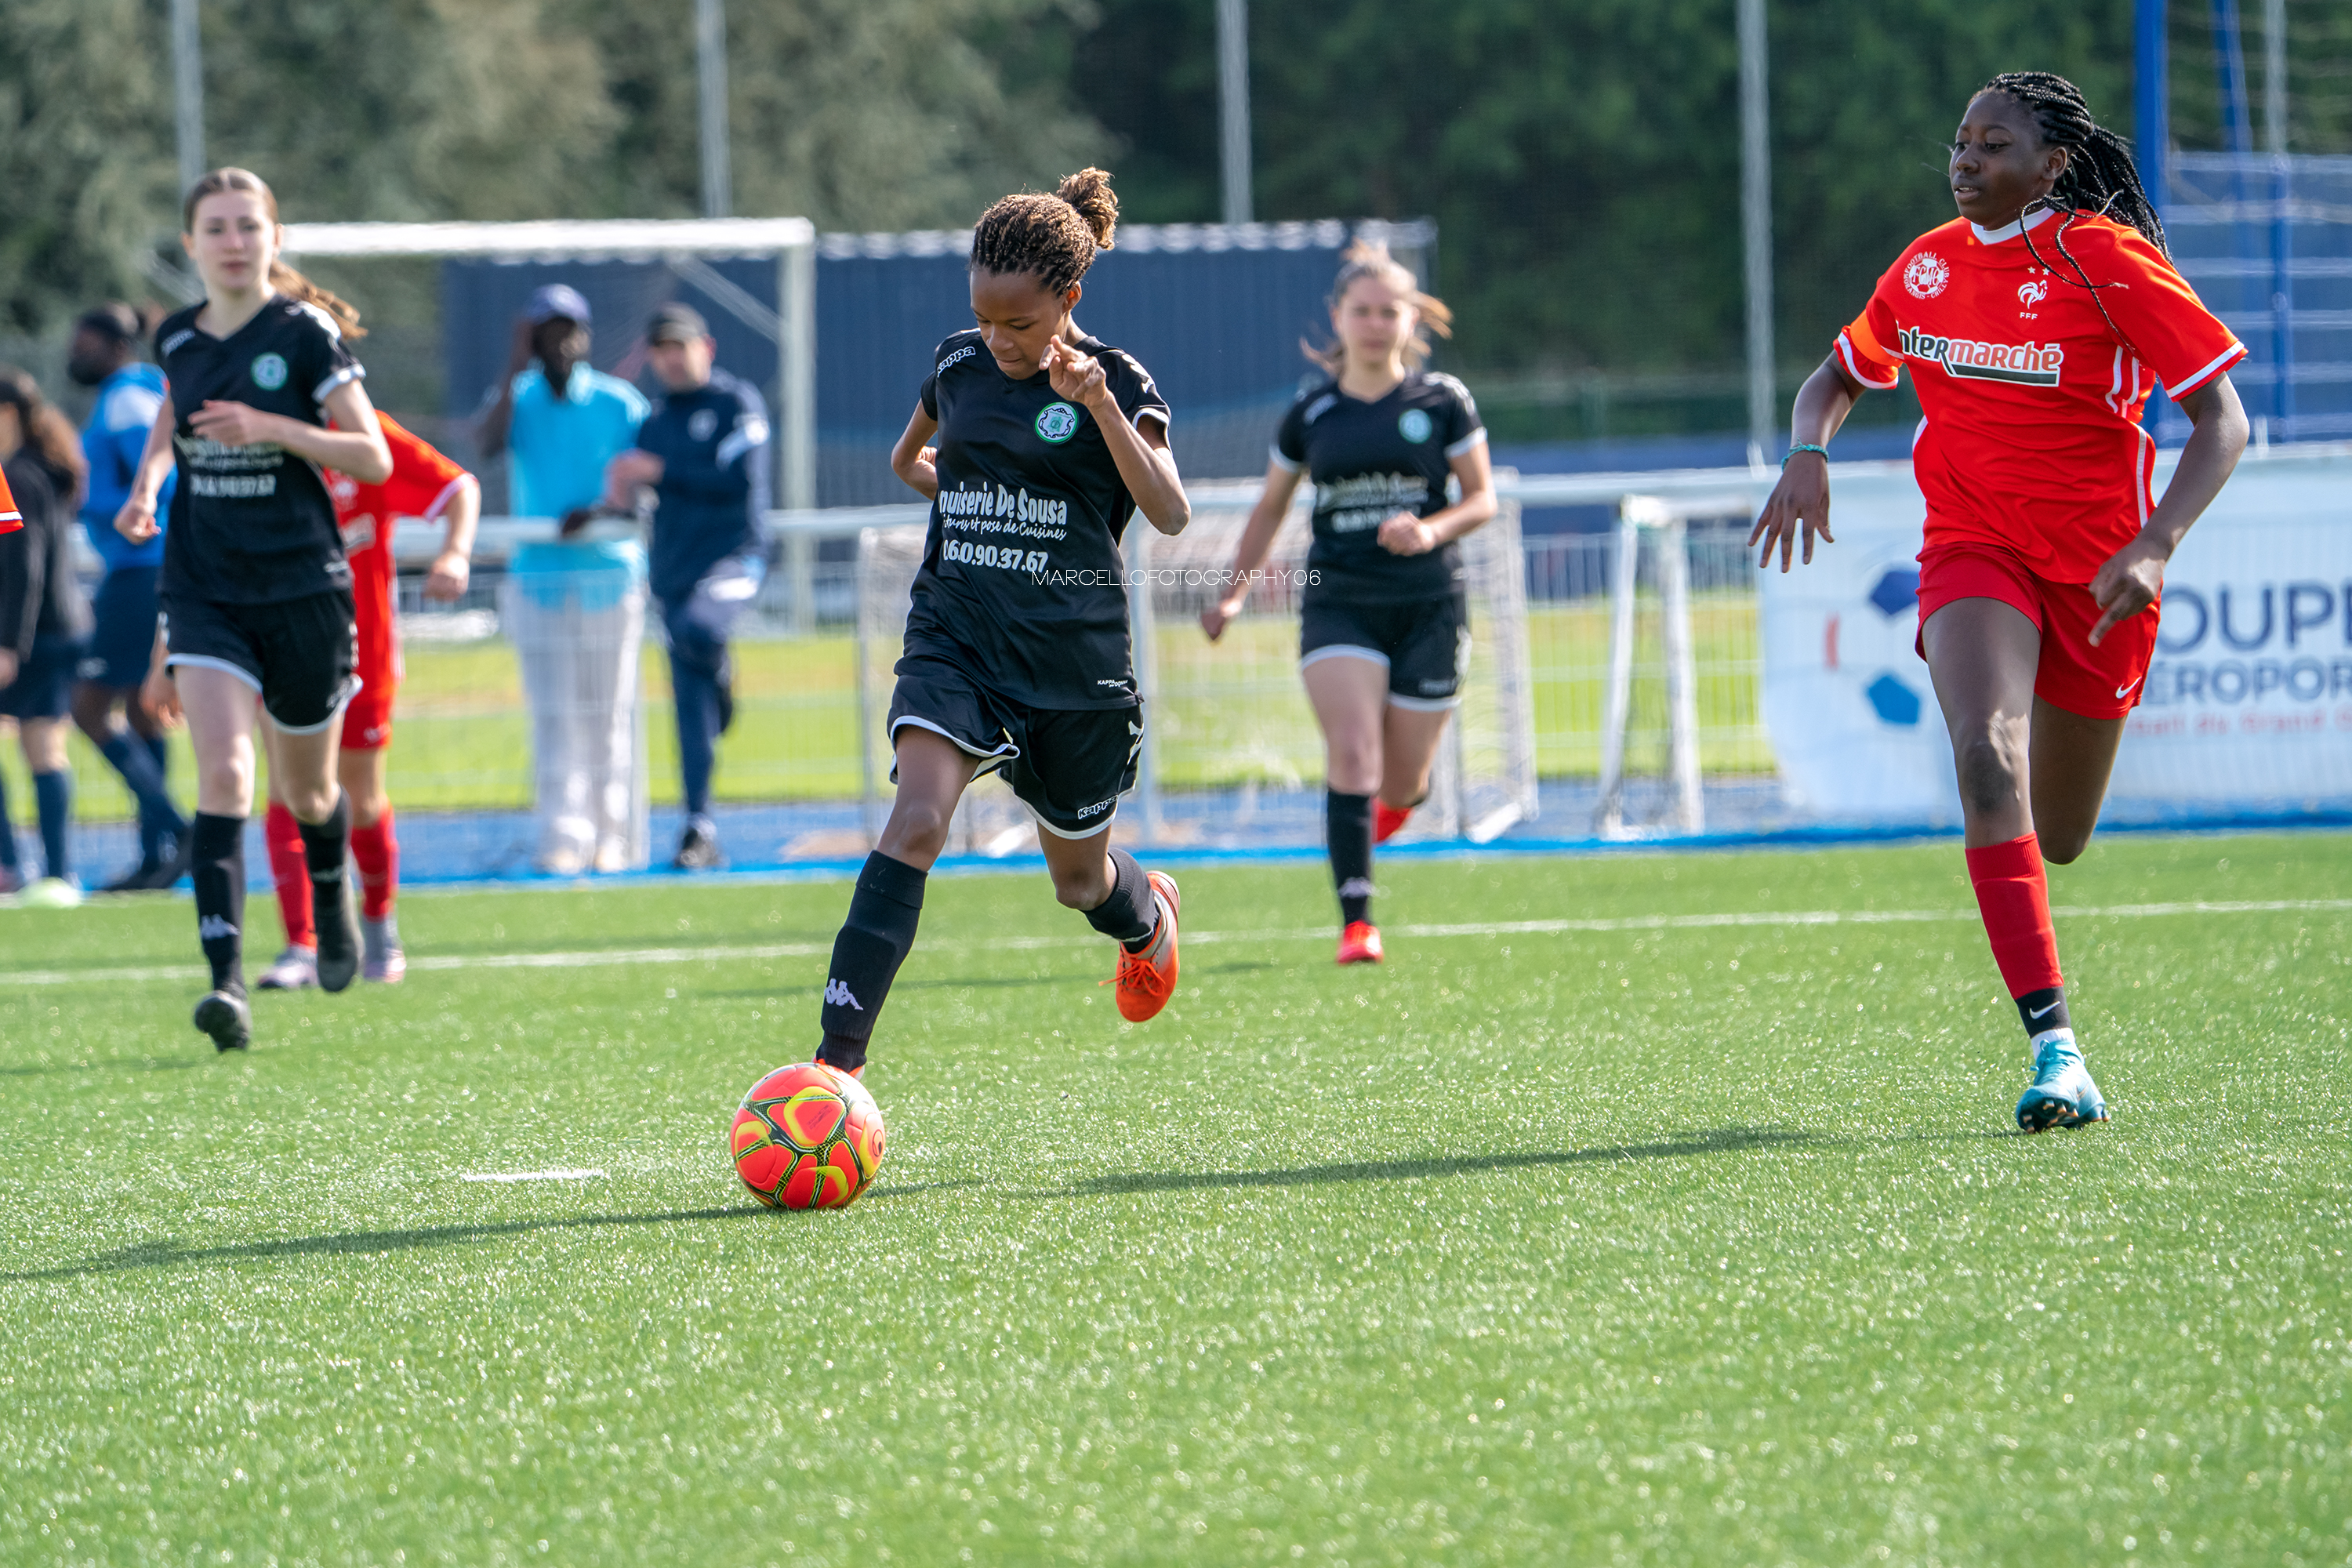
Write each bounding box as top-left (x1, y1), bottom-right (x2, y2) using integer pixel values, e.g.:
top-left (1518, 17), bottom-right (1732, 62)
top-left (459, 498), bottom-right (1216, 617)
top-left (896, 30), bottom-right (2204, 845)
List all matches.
top-left (0, 0), bottom-right (1102, 334)
top-left (0, 0), bottom-right (177, 332)
top-left (1078, 0), bottom-right (2133, 376)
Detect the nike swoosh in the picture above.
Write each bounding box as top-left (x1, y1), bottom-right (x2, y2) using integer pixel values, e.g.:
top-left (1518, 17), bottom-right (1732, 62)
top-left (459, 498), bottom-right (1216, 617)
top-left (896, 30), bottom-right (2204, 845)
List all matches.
top-left (2029, 1000), bottom-right (2063, 1019)
top-left (2114, 676), bottom-right (2143, 699)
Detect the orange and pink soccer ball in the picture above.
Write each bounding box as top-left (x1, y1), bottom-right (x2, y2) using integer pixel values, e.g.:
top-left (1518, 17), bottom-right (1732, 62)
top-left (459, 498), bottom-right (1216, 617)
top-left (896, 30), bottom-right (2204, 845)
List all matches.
top-left (730, 1062), bottom-right (886, 1210)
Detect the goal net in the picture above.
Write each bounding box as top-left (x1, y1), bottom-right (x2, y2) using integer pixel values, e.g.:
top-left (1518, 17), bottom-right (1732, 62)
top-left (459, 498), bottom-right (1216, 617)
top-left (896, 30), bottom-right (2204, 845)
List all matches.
top-left (854, 493), bottom-right (1538, 856)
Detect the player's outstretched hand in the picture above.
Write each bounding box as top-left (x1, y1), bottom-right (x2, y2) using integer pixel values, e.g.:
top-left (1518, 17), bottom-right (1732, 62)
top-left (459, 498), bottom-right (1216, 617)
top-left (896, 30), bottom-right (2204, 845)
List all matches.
top-left (187, 399), bottom-right (283, 449)
top-left (424, 550), bottom-right (471, 603)
top-left (2088, 535), bottom-right (2169, 647)
top-left (1749, 452), bottom-right (1833, 572)
top-left (1200, 590), bottom-right (1247, 641)
top-left (1042, 339), bottom-right (1110, 411)
top-left (1377, 511), bottom-right (1436, 556)
top-left (114, 496), bottom-right (159, 546)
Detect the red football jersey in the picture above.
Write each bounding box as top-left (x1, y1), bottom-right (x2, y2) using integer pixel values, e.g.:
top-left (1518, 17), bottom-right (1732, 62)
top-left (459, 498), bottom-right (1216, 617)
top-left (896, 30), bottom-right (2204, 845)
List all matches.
top-left (328, 413), bottom-right (473, 682)
top-left (0, 462), bottom-right (19, 534)
top-left (1836, 209), bottom-right (2245, 583)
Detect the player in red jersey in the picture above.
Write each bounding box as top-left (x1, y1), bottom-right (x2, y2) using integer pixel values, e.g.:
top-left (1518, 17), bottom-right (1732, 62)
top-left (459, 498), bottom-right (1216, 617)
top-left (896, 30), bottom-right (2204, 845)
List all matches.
top-left (1751, 73), bottom-right (2249, 1131)
top-left (258, 413), bottom-right (476, 989)
top-left (0, 461), bottom-right (20, 532)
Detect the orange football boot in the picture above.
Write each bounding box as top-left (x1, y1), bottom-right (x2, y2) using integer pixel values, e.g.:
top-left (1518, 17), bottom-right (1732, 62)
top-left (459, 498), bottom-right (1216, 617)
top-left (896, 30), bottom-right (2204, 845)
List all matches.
top-left (1336, 920), bottom-right (1384, 965)
top-left (1112, 870), bottom-right (1182, 1022)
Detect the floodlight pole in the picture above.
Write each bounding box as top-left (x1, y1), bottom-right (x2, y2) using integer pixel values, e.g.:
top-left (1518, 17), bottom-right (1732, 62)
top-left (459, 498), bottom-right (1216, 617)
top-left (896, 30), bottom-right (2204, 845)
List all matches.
top-left (697, 0), bottom-right (732, 220)
top-left (1737, 0), bottom-right (1774, 471)
top-left (2135, 0), bottom-right (2169, 209)
top-left (171, 0), bottom-right (205, 198)
top-left (1217, 0), bottom-right (1253, 226)
top-left (2262, 0), bottom-right (2294, 435)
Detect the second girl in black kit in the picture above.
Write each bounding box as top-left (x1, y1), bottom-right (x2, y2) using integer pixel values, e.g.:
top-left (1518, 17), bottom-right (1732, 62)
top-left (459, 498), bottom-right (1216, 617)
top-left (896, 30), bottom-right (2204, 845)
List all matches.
top-left (1203, 241), bottom-right (1494, 965)
top-left (116, 169), bottom-right (394, 1051)
top-left (810, 169), bottom-right (1194, 1084)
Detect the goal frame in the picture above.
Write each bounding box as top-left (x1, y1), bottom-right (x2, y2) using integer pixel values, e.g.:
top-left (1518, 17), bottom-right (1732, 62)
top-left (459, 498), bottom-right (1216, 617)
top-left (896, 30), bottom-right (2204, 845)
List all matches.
top-left (279, 217), bottom-right (818, 510)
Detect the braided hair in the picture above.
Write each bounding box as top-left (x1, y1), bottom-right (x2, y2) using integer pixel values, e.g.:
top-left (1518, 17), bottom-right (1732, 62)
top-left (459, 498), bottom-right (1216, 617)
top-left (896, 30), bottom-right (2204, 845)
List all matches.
top-left (1980, 72), bottom-right (2168, 354)
top-left (968, 169), bottom-right (1119, 296)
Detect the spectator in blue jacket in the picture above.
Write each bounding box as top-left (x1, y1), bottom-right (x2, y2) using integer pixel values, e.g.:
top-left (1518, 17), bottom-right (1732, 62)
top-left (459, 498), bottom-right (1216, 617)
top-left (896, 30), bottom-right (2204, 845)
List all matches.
top-left (603, 303), bottom-right (771, 869)
top-left (67, 303), bottom-right (190, 891)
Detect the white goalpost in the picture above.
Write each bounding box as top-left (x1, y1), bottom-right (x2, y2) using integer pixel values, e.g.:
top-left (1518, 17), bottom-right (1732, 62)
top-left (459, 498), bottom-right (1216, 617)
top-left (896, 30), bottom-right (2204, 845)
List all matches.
top-left (278, 216), bottom-right (818, 510)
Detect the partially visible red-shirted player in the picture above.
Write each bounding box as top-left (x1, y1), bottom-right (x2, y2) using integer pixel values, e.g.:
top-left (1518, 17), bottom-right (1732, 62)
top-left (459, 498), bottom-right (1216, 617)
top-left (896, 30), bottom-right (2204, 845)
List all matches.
top-left (0, 461), bottom-right (20, 532)
top-left (1751, 72), bottom-right (2248, 1133)
top-left (258, 413), bottom-right (477, 989)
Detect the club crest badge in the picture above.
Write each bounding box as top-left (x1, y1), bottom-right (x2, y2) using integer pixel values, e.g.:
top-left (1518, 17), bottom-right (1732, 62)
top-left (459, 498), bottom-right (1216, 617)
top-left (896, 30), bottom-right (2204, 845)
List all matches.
top-left (1903, 252), bottom-right (1951, 299)
top-left (1036, 401), bottom-right (1080, 444)
top-left (250, 352), bottom-right (289, 390)
top-left (1399, 408), bottom-right (1434, 444)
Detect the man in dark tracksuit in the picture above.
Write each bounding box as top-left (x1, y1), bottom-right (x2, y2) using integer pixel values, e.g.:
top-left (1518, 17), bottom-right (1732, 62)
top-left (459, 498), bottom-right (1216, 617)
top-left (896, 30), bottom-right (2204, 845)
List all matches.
top-left (603, 303), bottom-right (771, 869)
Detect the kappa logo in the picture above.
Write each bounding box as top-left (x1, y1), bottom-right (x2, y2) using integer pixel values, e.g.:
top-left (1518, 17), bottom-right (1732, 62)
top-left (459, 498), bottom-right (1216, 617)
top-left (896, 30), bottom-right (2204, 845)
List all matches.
top-left (198, 915), bottom-right (240, 940)
top-left (2017, 279), bottom-right (2049, 310)
top-left (1337, 877), bottom-right (1375, 901)
top-left (250, 352), bottom-right (289, 391)
top-left (822, 979), bottom-right (863, 1011)
top-left (1903, 252), bottom-right (1951, 299)
top-left (1035, 401), bottom-right (1080, 444)
top-left (688, 408), bottom-right (720, 443)
top-left (1127, 719), bottom-right (1145, 765)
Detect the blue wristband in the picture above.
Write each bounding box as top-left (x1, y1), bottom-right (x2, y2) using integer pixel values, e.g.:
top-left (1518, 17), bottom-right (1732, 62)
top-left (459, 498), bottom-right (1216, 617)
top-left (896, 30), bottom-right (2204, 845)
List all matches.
top-left (1783, 444), bottom-right (1830, 466)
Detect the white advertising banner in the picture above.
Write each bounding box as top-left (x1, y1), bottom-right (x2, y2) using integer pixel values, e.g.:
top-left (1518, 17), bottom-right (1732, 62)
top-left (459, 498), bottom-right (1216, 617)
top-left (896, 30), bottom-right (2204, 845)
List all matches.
top-left (1759, 446), bottom-right (2352, 823)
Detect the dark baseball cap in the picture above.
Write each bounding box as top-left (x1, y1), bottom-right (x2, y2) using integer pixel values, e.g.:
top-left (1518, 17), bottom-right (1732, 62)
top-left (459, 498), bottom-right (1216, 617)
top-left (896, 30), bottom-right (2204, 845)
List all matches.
top-left (525, 284), bottom-right (593, 325)
top-left (647, 303), bottom-right (710, 345)
top-left (74, 303), bottom-right (144, 343)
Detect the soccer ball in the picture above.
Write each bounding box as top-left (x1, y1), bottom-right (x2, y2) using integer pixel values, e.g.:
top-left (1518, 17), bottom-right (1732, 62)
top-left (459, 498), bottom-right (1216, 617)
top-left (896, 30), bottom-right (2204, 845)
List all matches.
top-left (730, 1062), bottom-right (886, 1210)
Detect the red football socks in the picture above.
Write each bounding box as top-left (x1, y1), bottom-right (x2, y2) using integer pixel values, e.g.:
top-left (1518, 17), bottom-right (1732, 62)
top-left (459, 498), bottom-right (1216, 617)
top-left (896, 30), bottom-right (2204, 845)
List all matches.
top-left (350, 808), bottom-right (397, 920)
top-left (1964, 833), bottom-right (2063, 999)
top-left (264, 800), bottom-right (314, 949)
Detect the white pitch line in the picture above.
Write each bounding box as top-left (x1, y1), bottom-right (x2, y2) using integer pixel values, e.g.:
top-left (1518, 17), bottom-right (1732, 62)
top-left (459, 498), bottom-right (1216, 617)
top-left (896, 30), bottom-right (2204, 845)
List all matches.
top-left (459, 1168), bottom-right (606, 1183)
top-left (6, 898), bottom-right (2349, 989)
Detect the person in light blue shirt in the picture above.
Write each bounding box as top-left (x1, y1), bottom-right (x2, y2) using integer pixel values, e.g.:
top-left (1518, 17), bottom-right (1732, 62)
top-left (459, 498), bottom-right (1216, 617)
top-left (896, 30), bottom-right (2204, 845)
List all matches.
top-left (477, 284), bottom-right (648, 521)
top-left (478, 285), bottom-right (652, 873)
top-left (66, 302), bottom-right (188, 891)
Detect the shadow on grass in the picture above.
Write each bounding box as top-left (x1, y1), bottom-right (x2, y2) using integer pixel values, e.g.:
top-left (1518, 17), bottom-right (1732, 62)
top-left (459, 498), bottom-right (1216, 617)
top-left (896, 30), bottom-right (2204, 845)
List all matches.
top-left (1062, 1125), bottom-right (1819, 1197)
top-left (5, 1202), bottom-right (771, 1283)
top-left (0, 1056), bottom-right (209, 1079)
top-left (698, 958), bottom-right (1281, 1004)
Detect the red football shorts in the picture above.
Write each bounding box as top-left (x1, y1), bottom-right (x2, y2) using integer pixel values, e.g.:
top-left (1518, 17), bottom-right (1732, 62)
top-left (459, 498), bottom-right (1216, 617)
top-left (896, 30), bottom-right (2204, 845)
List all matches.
top-left (339, 649), bottom-right (399, 750)
top-left (1915, 542), bottom-right (2160, 721)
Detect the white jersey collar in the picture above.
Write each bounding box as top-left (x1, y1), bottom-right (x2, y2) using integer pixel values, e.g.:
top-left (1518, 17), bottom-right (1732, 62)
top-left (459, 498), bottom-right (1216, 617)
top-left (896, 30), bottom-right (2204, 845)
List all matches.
top-left (1970, 206), bottom-right (2058, 245)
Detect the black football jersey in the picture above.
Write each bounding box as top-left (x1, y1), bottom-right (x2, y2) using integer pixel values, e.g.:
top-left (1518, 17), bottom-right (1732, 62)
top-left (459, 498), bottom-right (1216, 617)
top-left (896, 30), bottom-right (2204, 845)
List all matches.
top-left (903, 329), bottom-right (1172, 710)
top-left (157, 294), bottom-right (364, 604)
top-left (1273, 371), bottom-right (1484, 604)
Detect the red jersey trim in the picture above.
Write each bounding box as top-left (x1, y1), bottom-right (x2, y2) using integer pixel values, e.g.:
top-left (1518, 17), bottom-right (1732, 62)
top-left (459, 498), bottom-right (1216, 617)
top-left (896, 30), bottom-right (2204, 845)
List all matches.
top-left (2165, 339), bottom-right (2249, 399)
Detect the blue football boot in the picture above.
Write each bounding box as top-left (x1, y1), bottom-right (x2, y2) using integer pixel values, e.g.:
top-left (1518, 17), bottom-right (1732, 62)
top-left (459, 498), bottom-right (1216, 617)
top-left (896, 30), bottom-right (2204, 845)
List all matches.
top-left (2015, 1030), bottom-right (2109, 1132)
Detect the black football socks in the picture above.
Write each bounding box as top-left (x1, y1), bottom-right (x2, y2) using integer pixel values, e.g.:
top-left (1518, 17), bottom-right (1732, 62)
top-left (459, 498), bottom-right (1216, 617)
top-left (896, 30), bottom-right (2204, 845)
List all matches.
top-left (300, 790), bottom-right (359, 993)
top-left (2016, 985), bottom-right (2072, 1038)
top-left (1327, 789), bottom-right (1374, 925)
top-left (1085, 848), bottom-right (1160, 953)
top-left (817, 851), bottom-right (927, 1073)
top-left (191, 811), bottom-right (248, 996)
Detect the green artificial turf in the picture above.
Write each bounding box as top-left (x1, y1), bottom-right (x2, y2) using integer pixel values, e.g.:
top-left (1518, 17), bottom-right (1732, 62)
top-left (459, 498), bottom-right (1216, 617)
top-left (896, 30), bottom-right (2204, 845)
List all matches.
top-left (2, 834), bottom-right (2347, 1566)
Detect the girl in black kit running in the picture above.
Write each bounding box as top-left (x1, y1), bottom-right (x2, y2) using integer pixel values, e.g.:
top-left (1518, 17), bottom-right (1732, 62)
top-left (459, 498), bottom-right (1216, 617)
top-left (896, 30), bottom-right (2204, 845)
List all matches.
top-left (812, 169), bottom-right (1192, 1083)
top-left (1201, 241), bottom-right (1494, 964)
top-left (116, 169), bottom-right (393, 1051)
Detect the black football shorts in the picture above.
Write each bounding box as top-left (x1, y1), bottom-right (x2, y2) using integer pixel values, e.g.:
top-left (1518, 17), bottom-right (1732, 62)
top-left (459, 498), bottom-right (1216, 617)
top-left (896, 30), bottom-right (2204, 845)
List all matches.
top-left (162, 589), bottom-right (360, 734)
top-left (887, 655), bottom-right (1143, 839)
top-left (1298, 589), bottom-right (1471, 710)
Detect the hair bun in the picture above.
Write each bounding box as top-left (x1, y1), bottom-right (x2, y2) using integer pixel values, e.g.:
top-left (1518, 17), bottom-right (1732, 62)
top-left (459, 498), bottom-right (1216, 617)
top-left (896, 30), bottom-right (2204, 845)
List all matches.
top-left (1054, 168), bottom-right (1119, 251)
